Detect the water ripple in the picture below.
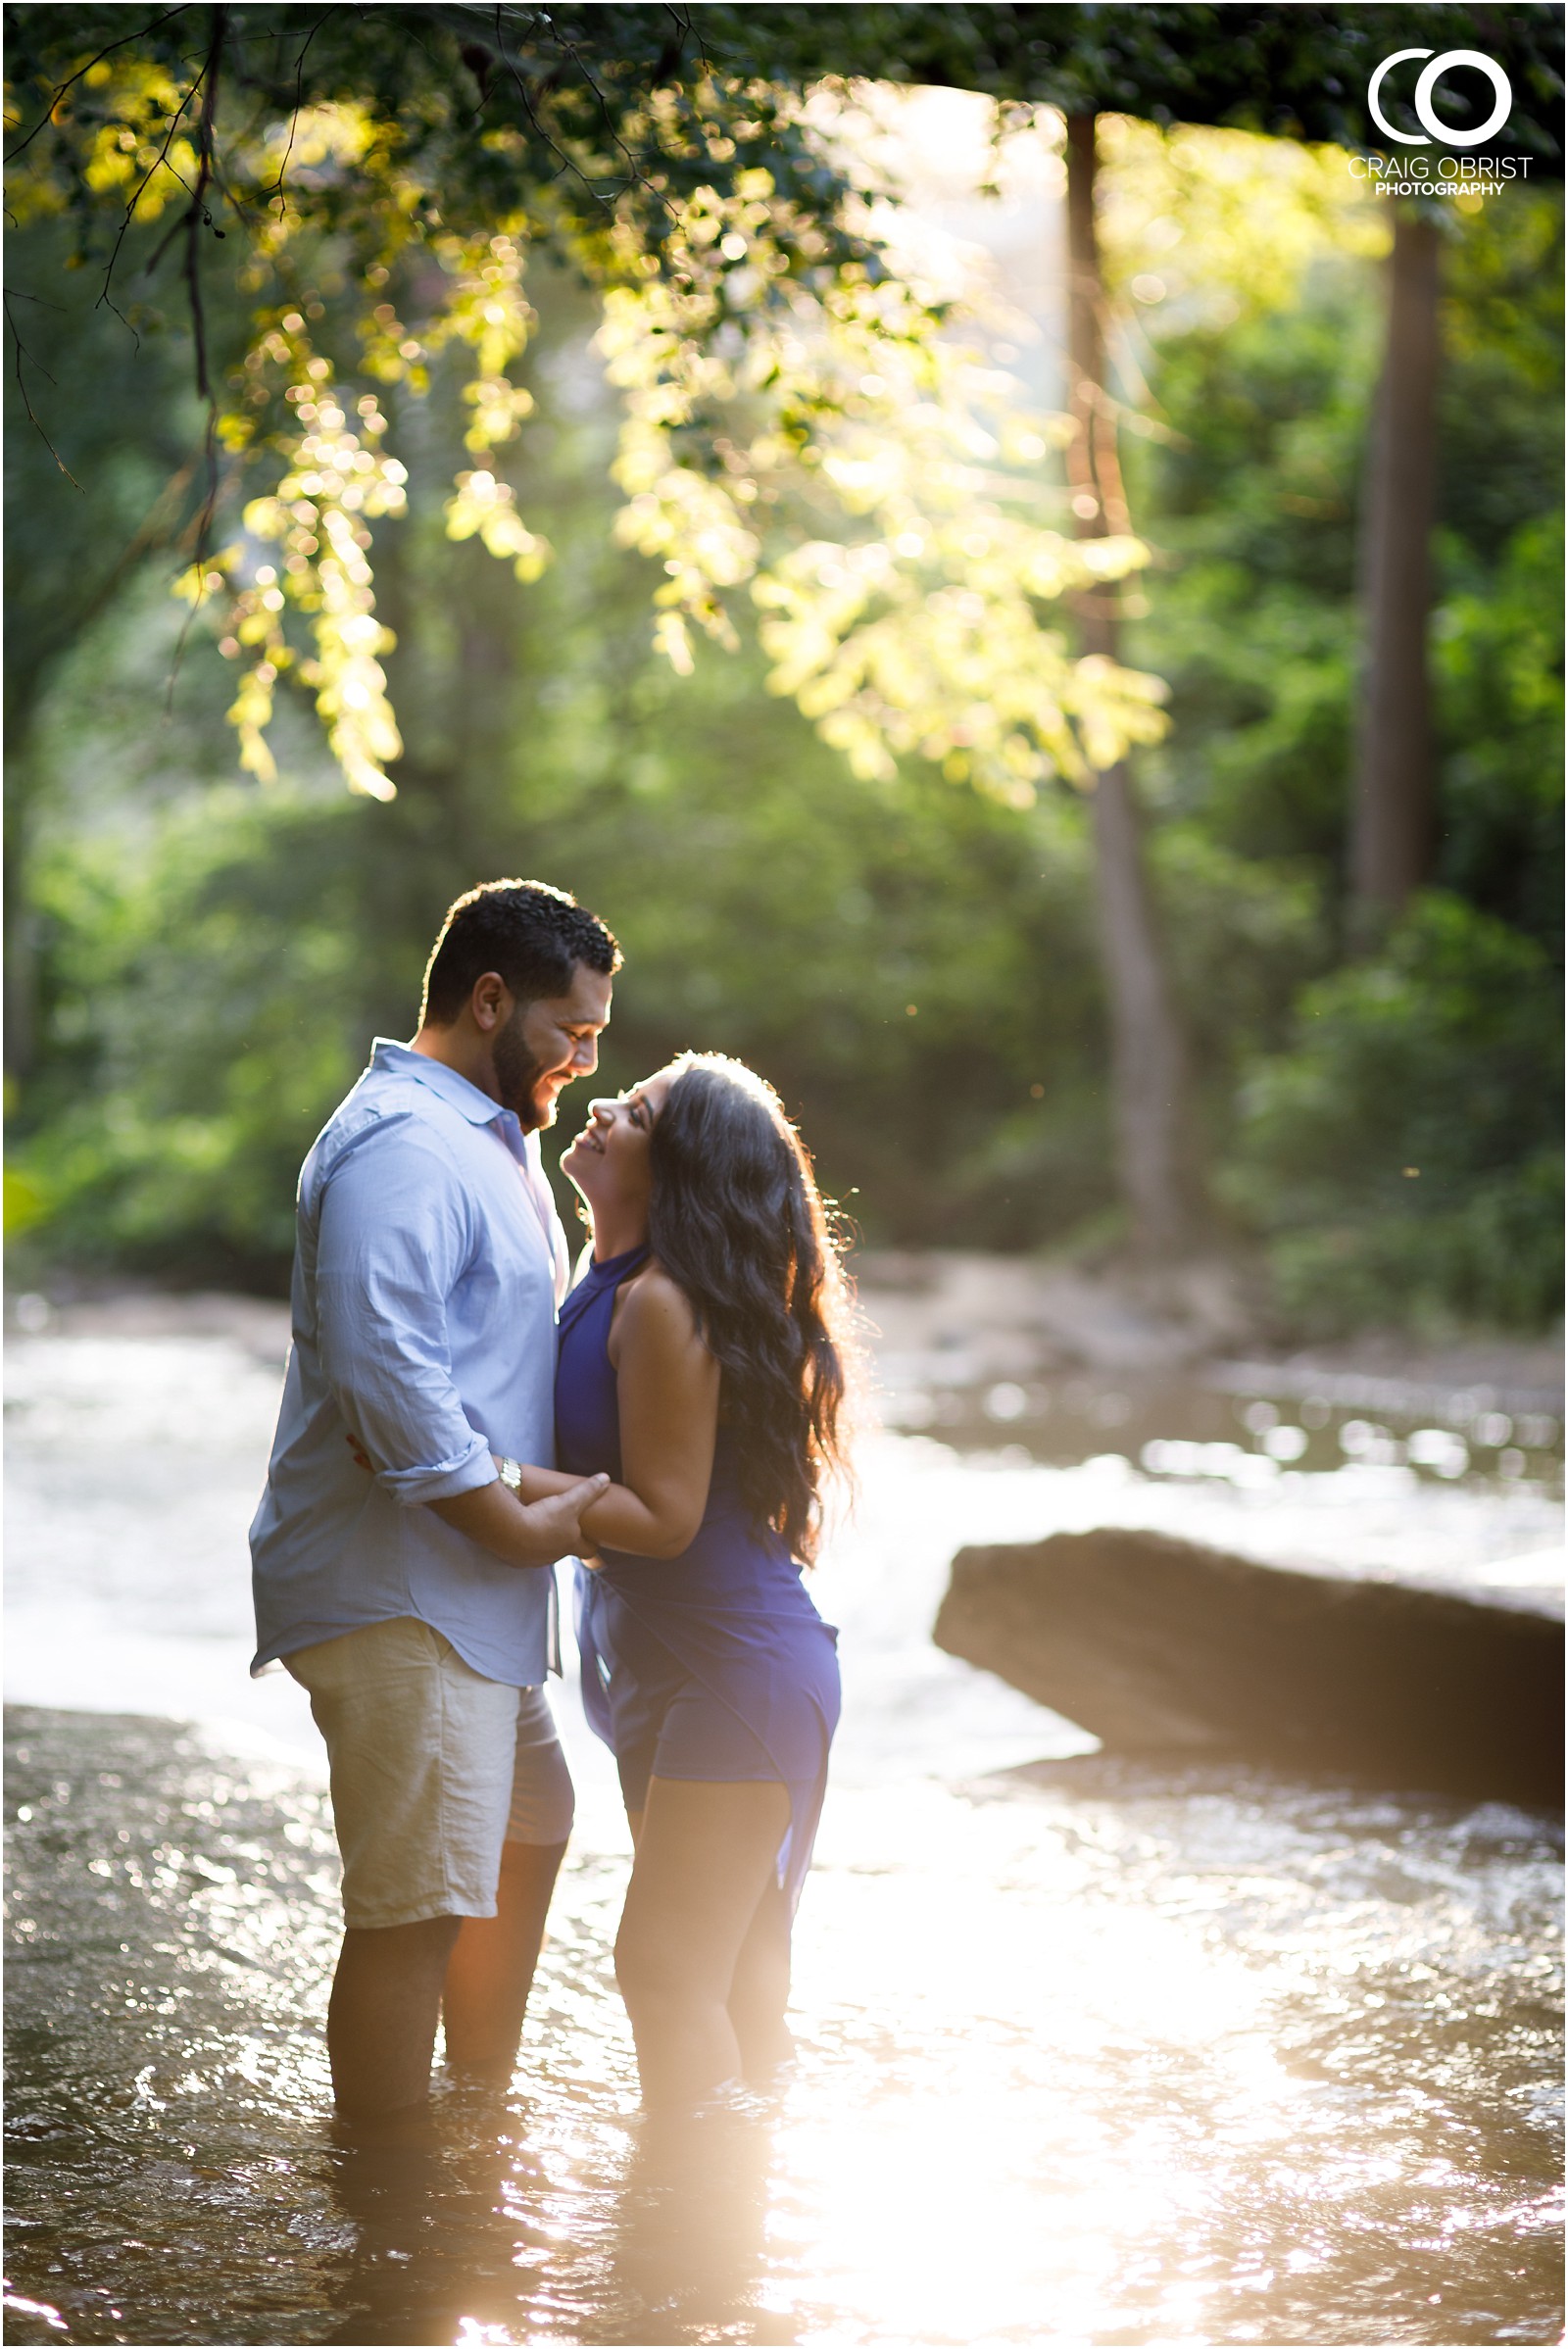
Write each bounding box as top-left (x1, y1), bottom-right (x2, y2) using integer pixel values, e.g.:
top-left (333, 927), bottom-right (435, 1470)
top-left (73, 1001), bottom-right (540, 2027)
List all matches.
top-left (5, 1711), bottom-right (1561, 2346)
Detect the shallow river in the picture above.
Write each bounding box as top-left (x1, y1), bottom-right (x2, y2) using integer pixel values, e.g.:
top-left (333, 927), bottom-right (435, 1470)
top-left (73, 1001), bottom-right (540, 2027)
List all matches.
top-left (4, 1301), bottom-right (1563, 2347)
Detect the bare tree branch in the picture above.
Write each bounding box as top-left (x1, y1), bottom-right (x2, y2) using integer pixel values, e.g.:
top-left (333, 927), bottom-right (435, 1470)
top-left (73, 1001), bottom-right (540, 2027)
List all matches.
top-left (254, 13), bottom-right (332, 212)
top-left (4, 287), bottom-right (84, 488)
top-left (550, 22), bottom-right (677, 222)
top-left (4, 5), bottom-right (191, 165)
top-left (670, 6), bottom-right (710, 80)
top-left (96, 50), bottom-right (210, 337)
top-left (168, 6), bottom-right (227, 708)
top-left (487, 7), bottom-right (610, 208)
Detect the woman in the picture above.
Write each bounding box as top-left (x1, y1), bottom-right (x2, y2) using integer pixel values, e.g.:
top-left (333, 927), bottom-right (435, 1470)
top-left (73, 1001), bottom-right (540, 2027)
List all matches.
top-left (498, 1052), bottom-right (855, 2111)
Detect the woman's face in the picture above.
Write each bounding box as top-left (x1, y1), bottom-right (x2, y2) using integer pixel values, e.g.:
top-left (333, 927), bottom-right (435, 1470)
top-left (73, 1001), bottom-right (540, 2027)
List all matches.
top-left (560, 1067), bottom-right (674, 1224)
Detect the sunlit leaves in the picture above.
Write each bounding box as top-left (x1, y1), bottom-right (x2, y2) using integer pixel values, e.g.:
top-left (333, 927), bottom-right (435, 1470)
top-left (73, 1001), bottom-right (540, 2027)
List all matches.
top-left (6, 10), bottom-right (1170, 802)
top-left (444, 469), bottom-right (549, 581)
top-left (599, 174), bottom-right (1166, 798)
top-left (9, 55), bottom-right (203, 230)
top-left (213, 181), bottom-right (549, 786)
top-left (206, 320), bottom-right (409, 797)
top-left (1096, 115), bottom-right (1388, 333)
top-left (756, 542), bottom-right (1164, 798)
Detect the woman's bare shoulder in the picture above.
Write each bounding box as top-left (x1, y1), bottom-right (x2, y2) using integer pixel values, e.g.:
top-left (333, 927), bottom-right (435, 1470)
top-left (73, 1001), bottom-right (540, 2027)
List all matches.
top-left (617, 1258), bottom-right (706, 1350)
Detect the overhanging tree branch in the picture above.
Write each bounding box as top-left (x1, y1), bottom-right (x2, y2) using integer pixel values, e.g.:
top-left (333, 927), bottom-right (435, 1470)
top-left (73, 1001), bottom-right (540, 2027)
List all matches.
top-left (3, 4), bottom-right (191, 163)
top-left (168, 5), bottom-right (228, 702)
top-left (4, 285), bottom-right (84, 487)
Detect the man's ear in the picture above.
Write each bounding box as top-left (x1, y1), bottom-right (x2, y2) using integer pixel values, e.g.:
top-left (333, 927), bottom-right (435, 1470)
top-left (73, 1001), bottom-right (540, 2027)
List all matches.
top-left (469, 971), bottom-right (513, 1034)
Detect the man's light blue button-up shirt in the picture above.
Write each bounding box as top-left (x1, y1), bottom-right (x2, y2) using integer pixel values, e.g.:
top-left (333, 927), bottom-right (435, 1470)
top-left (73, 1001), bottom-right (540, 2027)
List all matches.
top-left (250, 1039), bottom-right (572, 1688)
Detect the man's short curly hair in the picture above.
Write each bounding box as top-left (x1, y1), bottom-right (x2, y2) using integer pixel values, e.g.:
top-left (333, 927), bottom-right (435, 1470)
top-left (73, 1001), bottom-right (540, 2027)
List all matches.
top-left (419, 879), bottom-right (620, 1026)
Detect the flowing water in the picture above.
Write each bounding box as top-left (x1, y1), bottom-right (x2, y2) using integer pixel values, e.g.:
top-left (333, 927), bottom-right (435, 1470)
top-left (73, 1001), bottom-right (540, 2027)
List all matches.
top-left (4, 1297), bottom-right (1563, 2347)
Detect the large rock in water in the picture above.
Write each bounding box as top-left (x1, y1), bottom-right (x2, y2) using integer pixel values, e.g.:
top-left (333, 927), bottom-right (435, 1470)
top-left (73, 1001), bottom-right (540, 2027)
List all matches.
top-left (934, 1530), bottom-right (1563, 1807)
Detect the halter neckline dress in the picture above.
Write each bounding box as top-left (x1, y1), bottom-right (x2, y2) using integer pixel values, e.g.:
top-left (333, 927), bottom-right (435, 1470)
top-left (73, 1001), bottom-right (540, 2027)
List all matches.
top-left (556, 1242), bottom-right (841, 1913)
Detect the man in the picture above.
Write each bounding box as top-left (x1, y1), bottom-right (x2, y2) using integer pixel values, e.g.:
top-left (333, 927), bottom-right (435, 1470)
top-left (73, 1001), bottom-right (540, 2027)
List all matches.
top-left (251, 878), bottom-right (618, 2126)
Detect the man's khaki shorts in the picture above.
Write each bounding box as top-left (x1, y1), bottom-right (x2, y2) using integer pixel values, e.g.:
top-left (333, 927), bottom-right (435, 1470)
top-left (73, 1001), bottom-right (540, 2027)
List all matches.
top-left (284, 1616), bottom-right (574, 1931)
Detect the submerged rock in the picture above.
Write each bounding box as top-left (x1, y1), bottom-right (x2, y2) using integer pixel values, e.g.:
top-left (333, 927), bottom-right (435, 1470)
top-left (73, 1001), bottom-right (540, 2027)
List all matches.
top-left (934, 1529), bottom-right (1564, 1807)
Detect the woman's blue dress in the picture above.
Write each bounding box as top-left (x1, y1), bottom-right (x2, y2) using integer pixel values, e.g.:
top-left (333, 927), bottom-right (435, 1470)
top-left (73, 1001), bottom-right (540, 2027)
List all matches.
top-left (557, 1244), bottom-right (841, 1913)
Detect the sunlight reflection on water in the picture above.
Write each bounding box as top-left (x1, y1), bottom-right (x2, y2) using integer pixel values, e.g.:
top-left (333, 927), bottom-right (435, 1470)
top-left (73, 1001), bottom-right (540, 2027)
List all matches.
top-left (6, 1711), bottom-right (1562, 2346)
top-left (4, 1318), bottom-right (1564, 2345)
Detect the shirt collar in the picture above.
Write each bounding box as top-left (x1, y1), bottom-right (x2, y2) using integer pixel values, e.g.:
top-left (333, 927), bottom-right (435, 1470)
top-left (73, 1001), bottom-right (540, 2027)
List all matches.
top-left (370, 1037), bottom-right (523, 1139)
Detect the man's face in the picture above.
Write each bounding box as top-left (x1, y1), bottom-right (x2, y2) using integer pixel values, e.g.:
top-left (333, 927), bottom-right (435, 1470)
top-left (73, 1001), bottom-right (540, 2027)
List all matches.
top-left (492, 961), bottom-right (613, 1131)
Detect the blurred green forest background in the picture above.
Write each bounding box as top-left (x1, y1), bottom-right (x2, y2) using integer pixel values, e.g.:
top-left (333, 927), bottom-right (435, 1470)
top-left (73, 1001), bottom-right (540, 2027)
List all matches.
top-left (5, 153), bottom-right (1562, 1336)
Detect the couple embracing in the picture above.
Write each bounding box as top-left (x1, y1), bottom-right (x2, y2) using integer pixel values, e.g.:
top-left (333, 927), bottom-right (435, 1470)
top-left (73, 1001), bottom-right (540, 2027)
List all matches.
top-left (250, 879), bottom-right (854, 2126)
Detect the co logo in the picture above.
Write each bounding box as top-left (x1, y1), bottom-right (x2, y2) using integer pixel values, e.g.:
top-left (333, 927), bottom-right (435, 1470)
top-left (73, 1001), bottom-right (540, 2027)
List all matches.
top-left (1368, 48), bottom-right (1513, 145)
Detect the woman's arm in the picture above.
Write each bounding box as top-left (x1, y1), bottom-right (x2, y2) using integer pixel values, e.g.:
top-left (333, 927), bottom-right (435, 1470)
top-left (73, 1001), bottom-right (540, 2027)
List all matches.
top-left (507, 1268), bottom-right (718, 1560)
top-left (600, 1267), bottom-right (719, 1554)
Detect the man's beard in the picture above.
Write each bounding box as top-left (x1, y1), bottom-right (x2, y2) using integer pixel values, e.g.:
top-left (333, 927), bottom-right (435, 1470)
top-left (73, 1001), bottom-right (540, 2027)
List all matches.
top-left (492, 1011), bottom-right (553, 1131)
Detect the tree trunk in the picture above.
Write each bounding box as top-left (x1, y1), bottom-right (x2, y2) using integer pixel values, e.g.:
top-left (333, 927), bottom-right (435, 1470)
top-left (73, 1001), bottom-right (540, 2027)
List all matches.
top-left (1350, 203), bottom-right (1441, 925)
top-left (1064, 113), bottom-right (1196, 1257)
top-left (4, 673), bottom-right (48, 1084)
top-left (3, 770), bottom-right (41, 1081)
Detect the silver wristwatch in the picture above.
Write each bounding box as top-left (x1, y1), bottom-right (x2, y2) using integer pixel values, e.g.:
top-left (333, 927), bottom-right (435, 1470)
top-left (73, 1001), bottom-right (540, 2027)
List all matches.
top-left (496, 1456), bottom-right (524, 1493)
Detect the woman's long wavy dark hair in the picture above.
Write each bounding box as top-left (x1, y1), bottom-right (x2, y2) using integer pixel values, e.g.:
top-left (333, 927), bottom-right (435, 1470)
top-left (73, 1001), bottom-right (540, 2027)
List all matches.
top-left (646, 1053), bottom-right (859, 1566)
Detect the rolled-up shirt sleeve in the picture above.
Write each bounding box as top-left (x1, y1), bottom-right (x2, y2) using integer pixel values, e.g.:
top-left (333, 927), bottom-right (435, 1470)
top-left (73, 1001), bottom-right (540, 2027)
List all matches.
top-left (315, 1123), bottom-right (498, 1506)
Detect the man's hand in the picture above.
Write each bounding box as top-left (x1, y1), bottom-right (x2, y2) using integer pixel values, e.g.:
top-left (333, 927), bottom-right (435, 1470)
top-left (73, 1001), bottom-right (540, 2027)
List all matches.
top-left (427, 1473), bottom-right (610, 1569)
top-left (345, 1430), bottom-right (608, 1568)
top-left (513, 1475), bottom-right (612, 1565)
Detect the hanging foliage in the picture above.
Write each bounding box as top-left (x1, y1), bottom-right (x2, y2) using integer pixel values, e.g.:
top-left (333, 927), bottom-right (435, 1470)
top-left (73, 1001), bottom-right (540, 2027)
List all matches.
top-left (5, 3), bottom-right (1165, 802)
